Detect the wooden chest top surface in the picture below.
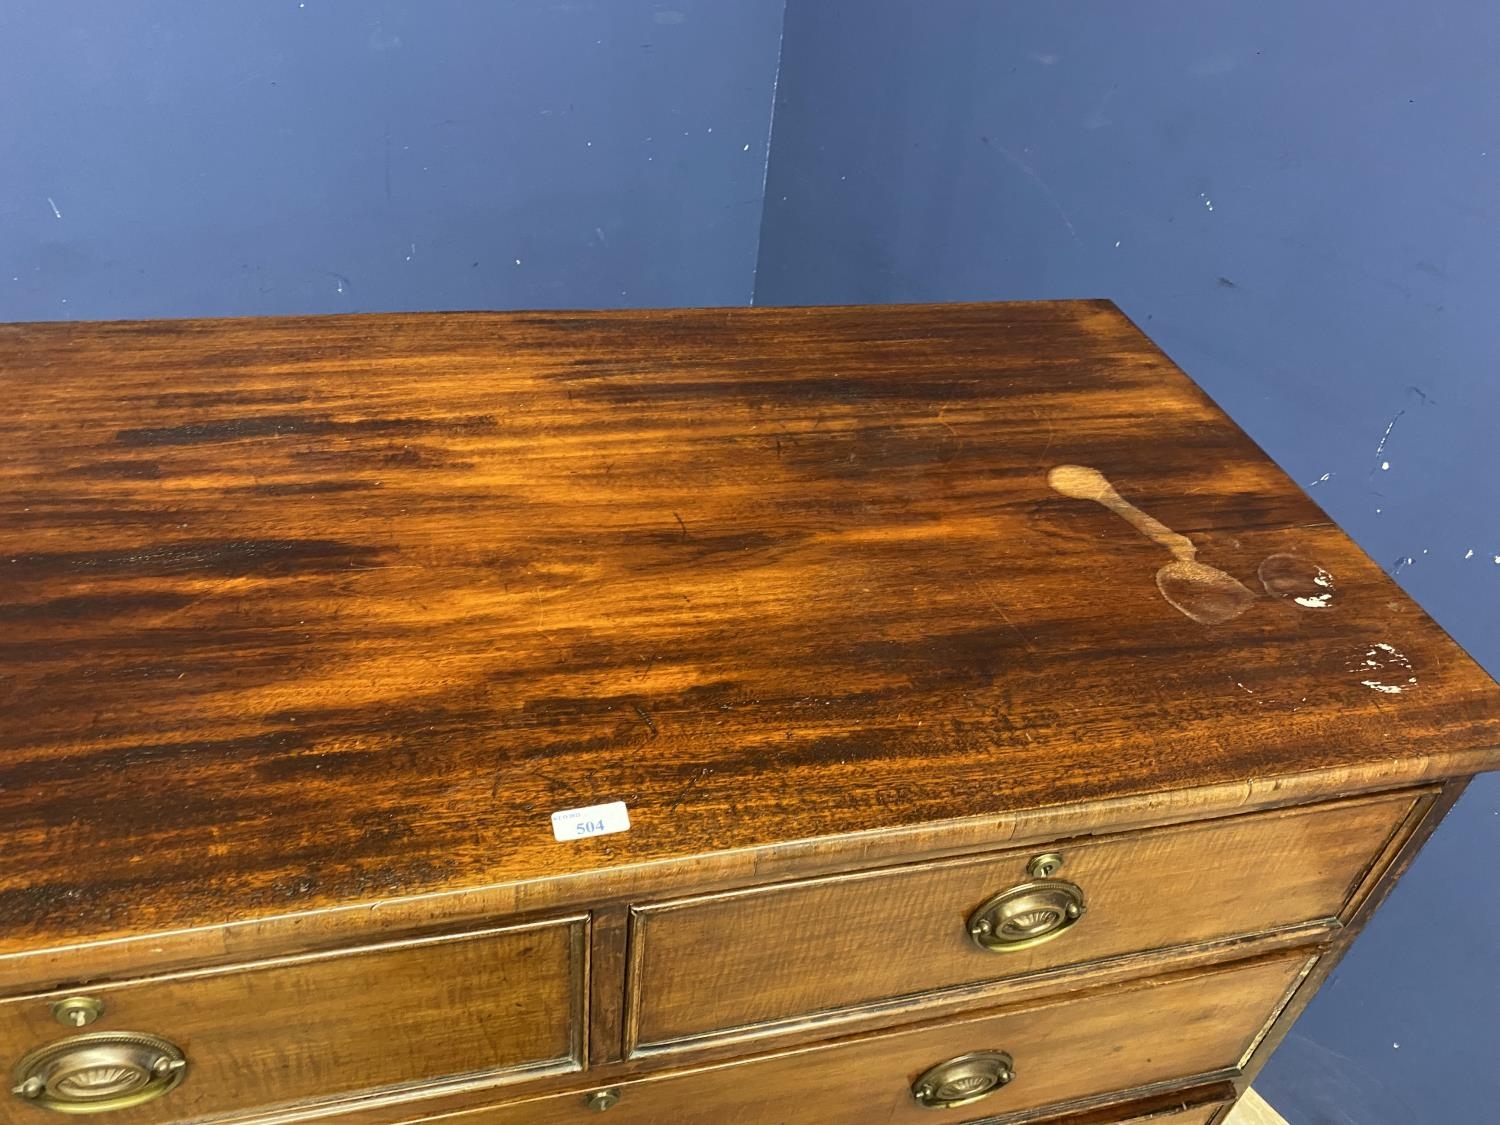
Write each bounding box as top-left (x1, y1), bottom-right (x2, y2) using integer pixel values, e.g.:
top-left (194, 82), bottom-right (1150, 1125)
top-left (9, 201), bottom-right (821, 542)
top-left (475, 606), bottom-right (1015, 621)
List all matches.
top-left (2, 301), bottom-right (1496, 956)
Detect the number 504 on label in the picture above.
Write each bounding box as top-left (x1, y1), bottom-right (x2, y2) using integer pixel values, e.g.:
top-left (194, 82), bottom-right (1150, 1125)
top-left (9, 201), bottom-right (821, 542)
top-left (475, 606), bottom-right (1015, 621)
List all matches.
top-left (551, 801), bottom-right (631, 842)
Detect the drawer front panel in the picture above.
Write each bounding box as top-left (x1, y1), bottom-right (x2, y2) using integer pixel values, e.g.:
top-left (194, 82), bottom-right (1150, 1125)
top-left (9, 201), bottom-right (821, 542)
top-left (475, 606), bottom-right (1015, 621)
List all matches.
top-left (406, 954), bottom-right (1308, 1125)
top-left (631, 792), bottom-right (1414, 1047)
top-left (1, 917), bottom-right (585, 1123)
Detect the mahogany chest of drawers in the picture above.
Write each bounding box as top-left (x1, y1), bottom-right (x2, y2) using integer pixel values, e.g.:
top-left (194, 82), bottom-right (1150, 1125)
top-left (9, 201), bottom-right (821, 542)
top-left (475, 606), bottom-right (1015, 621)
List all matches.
top-left (2, 302), bottom-right (1497, 1124)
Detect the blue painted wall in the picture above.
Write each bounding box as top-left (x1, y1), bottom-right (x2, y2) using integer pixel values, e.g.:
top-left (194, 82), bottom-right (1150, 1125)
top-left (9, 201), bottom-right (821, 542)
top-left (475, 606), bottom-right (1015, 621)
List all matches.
top-left (0, 0), bottom-right (785, 320)
top-left (756, 2), bottom-right (1500, 1120)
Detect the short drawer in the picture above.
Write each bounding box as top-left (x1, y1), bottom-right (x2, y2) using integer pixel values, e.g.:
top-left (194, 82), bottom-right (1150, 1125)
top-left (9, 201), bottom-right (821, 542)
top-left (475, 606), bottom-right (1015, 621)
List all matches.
top-left (407, 952), bottom-right (1309, 1125)
top-left (629, 790), bottom-right (1417, 1048)
top-left (1, 916), bottom-right (585, 1123)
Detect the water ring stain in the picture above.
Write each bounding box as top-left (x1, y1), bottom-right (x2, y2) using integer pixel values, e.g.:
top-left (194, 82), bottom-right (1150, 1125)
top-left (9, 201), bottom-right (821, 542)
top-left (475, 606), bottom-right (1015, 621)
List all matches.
top-left (1259, 554), bottom-right (1338, 609)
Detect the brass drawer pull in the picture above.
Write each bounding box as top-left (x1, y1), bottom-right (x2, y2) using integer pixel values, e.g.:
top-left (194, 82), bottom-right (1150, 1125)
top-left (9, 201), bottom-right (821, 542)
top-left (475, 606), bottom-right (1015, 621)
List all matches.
top-left (911, 1050), bottom-right (1014, 1109)
top-left (11, 1032), bottom-right (187, 1114)
top-left (967, 879), bottom-right (1086, 951)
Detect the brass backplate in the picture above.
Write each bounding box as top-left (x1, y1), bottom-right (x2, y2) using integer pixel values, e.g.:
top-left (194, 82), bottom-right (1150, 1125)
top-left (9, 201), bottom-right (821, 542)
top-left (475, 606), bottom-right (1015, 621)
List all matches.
top-left (911, 1050), bottom-right (1015, 1109)
top-left (11, 1032), bottom-right (187, 1115)
top-left (967, 879), bottom-right (1086, 952)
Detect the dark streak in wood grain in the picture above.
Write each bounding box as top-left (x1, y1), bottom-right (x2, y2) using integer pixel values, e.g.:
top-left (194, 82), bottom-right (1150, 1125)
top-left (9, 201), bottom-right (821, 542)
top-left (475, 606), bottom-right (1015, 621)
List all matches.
top-left (5, 539), bottom-right (384, 580)
top-left (116, 413), bottom-right (498, 447)
top-left (57, 459), bottom-right (165, 481)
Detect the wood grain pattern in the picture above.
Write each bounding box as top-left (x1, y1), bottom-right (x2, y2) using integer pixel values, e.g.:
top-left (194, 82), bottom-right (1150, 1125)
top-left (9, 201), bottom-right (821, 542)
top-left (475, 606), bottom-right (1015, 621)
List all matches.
top-left (382, 953), bottom-right (1311, 1125)
top-left (627, 790), bottom-right (1414, 1048)
top-left (618, 924), bottom-right (1340, 1077)
top-left (1224, 777), bottom-right (1470, 1105)
top-left (0, 917), bottom-right (585, 1123)
top-left (3, 302), bottom-right (1498, 962)
top-left (586, 905), bottom-right (629, 1067)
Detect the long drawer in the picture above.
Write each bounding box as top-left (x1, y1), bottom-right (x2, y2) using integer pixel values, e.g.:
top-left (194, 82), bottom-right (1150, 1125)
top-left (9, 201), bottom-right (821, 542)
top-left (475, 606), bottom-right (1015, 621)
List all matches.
top-left (629, 791), bottom-right (1415, 1048)
top-left (402, 953), bottom-right (1309, 1125)
top-left (1, 917), bottom-right (586, 1123)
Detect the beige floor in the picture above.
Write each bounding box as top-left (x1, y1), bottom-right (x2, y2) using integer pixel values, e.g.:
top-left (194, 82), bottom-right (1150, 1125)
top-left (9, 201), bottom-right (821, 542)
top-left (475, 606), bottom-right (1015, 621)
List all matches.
top-left (1223, 1089), bottom-right (1289, 1125)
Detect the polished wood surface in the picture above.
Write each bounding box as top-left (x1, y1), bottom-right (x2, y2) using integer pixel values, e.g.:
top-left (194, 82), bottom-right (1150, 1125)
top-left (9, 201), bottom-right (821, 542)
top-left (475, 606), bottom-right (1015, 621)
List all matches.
top-left (382, 954), bottom-right (1310, 1125)
top-left (1219, 776), bottom-right (1470, 1114)
top-left (0, 918), bottom-right (585, 1124)
top-left (3, 302), bottom-right (1497, 963)
top-left (628, 791), bottom-right (1413, 1047)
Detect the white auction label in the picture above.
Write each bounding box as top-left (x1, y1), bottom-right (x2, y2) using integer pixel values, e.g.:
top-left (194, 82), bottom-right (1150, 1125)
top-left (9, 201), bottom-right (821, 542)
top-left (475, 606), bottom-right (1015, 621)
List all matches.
top-left (551, 801), bottom-right (631, 842)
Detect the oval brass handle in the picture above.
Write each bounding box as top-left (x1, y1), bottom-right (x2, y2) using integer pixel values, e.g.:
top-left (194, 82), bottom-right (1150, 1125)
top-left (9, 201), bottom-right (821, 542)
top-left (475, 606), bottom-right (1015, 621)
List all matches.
top-left (911, 1050), bottom-right (1014, 1109)
top-left (11, 1032), bottom-right (187, 1115)
top-left (967, 879), bottom-right (1085, 952)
